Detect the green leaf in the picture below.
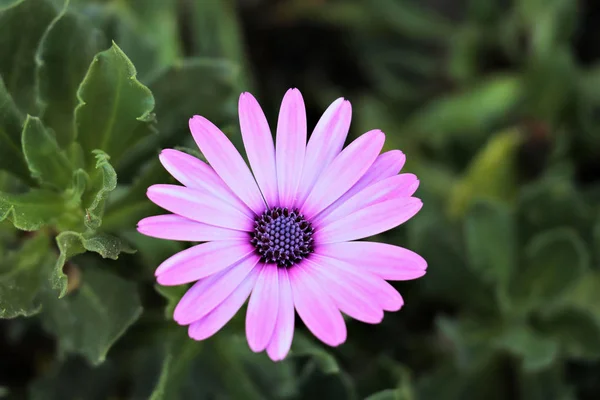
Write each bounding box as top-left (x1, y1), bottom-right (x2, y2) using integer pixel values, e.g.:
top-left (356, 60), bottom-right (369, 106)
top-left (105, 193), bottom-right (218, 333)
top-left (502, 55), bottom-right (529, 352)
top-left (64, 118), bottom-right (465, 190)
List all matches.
top-left (0, 0), bottom-right (58, 113)
top-left (557, 272), bottom-right (600, 324)
top-left (115, 0), bottom-right (181, 72)
top-left (291, 333), bottom-right (340, 374)
top-left (495, 325), bottom-right (558, 372)
top-left (0, 0), bottom-right (25, 10)
top-left (53, 230), bottom-right (135, 298)
top-left (29, 357), bottom-right (118, 400)
top-left (22, 115), bottom-right (73, 189)
top-left (149, 59), bottom-right (236, 136)
top-left (449, 129), bottom-right (522, 218)
top-left (436, 316), bottom-right (498, 368)
top-left (149, 328), bottom-right (203, 400)
top-left (518, 177), bottom-right (591, 237)
top-left (118, 59), bottom-right (237, 174)
top-left (518, 366), bottom-right (576, 400)
top-left (83, 150), bottom-right (117, 230)
top-left (409, 76), bottom-right (523, 147)
top-left (538, 308), bottom-right (600, 360)
top-left (0, 188), bottom-right (66, 230)
top-left (75, 42), bottom-right (156, 167)
top-left (35, 1), bottom-right (107, 147)
top-left (465, 201), bottom-right (516, 289)
top-left (0, 233), bottom-right (52, 318)
top-left (509, 229), bottom-right (590, 309)
top-left (41, 266), bottom-right (143, 365)
top-left (102, 158), bottom-right (169, 232)
top-left (155, 284), bottom-right (187, 320)
top-left (365, 388), bottom-right (408, 400)
top-left (0, 76), bottom-right (31, 183)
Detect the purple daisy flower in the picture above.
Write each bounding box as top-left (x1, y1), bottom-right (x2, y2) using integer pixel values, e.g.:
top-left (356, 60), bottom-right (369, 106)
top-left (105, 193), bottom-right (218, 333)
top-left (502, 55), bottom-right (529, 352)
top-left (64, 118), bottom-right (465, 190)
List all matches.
top-left (138, 88), bottom-right (426, 361)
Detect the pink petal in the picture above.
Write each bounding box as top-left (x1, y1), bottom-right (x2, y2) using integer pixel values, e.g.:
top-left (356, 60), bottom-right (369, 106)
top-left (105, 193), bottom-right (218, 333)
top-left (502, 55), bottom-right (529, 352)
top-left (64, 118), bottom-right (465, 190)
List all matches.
top-left (289, 262), bottom-right (347, 346)
top-left (189, 116), bottom-right (266, 214)
top-left (147, 184), bottom-right (254, 231)
top-left (301, 130), bottom-right (385, 219)
top-left (239, 93), bottom-right (279, 207)
top-left (295, 98), bottom-right (352, 205)
top-left (303, 259), bottom-right (383, 324)
top-left (316, 242), bottom-right (427, 281)
top-left (246, 264), bottom-right (279, 352)
top-left (158, 149), bottom-right (252, 216)
top-left (266, 268), bottom-right (295, 361)
top-left (276, 88), bottom-right (307, 206)
top-left (188, 267), bottom-right (260, 340)
top-left (313, 174), bottom-right (419, 227)
top-left (310, 254), bottom-right (404, 311)
top-left (315, 197), bottom-right (423, 243)
top-left (137, 215), bottom-right (249, 241)
top-left (155, 241), bottom-right (254, 285)
top-left (173, 255), bottom-right (260, 324)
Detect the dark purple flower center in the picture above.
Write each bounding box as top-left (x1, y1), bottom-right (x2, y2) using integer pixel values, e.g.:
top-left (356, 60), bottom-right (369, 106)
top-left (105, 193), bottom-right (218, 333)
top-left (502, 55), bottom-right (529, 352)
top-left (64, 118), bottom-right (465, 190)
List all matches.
top-left (250, 207), bottom-right (314, 268)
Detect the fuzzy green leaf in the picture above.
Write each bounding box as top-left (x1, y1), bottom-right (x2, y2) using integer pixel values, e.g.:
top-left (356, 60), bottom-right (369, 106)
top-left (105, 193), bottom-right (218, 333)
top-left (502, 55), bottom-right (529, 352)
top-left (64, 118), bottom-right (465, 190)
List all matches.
top-left (118, 59), bottom-right (237, 174)
top-left (495, 325), bottom-right (558, 372)
top-left (0, 233), bottom-right (52, 318)
top-left (0, 189), bottom-right (66, 230)
top-left (36, 1), bottom-right (107, 147)
top-left (0, 0), bottom-right (25, 10)
top-left (53, 230), bottom-right (135, 298)
top-left (449, 129), bottom-right (522, 218)
top-left (509, 229), bottom-right (589, 309)
top-left (83, 150), bottom-right (117, 230)
top-left (365, 389), bottom-right (407, 400)
top-left (539, 308), bottom-right (600, 360)
top-left (410, 76), bottom-right (523, 147)
top-left (465, 201), bottom-right (516, 288)
top-left (149, 328), bottom-right (203, 400)
top-left (102, 158), bottom-right (168, 232)
top-left (0, 77), bottom-right (31, 183)
top-left (41, 266), bottom-right (142, 365)
top-left (0, 0), bottom-right (58, 113)
top-left (154, 284), bottom-right (187, 320)
top-left (22, 115), bottom-right (73, 189)
top-left (75, 42), bottom-right (156, 167)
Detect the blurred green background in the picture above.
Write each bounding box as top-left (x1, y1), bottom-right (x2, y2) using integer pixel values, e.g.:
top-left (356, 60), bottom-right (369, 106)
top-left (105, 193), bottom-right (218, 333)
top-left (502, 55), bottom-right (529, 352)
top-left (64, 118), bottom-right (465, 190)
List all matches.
top-left (1, 0), bottom-right (600, 399)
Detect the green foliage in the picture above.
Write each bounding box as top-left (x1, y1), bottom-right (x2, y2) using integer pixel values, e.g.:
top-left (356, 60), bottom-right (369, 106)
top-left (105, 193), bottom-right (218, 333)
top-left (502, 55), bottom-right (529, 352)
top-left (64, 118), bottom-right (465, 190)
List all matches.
top-left (1, 0), bottom-right (599, 398)
top-left (40, 266), bottom-right (142, 365)
top-left (75, 42), bottom-right (156, 168)
top-left (0, 232), bottom-right (52, 318)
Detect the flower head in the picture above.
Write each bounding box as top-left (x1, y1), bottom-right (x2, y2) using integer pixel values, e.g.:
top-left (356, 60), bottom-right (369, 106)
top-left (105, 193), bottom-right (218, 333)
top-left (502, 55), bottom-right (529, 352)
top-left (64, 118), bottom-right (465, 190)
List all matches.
top-left (138, 88), bottom-right (426, 361)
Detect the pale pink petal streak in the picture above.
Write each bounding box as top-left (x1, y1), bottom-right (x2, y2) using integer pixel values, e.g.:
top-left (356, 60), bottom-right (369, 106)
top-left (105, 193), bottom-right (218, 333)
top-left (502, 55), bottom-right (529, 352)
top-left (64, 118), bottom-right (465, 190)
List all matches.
top-left (295, 98), bottom-right (352, 205)
top-left (266, 268), bottom-right (295, 361)
top-left (147, 184), bottom-right (254, 231)
top-left (310, 254), bottom-right (404, 311)
top-left (159, 149), bottom-right (252, 216)
top-left (189, 116), bottom-right (266, 214)
top-left (276, 88), bottom-right (307, 206)
top-left (137, 214), bottom-right (249, 241)
top-left (289, 262), bottom-right (347, 346)
top-left (246, 265), bottom-right (279, 352)
top-left (301, 130), bottom-right (385, 219)
top-left (315, 197), bottom-right (423, 243)
top-left (313, 173), bottom-right (419, 227)
top-left (188, 267), bottom-right (260, 341)
top-left (303, 259), bottom-right (383, 324)
top-left (174, 255), bottom-right (261, 324)
top-left (316, 242), bottom-right (427, 281)
top-left (155, 241), bottom-right (254, 285)
top-left (325, 150), bottom-right (406, 214)
top-left (239, 93), bottom-right (279, 207)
